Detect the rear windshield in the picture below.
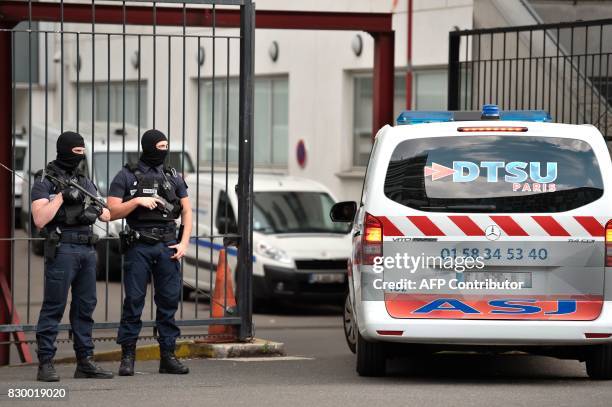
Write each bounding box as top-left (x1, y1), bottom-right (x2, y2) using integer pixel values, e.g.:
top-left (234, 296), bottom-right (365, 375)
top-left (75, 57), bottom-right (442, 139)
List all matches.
top-left (384, 136), bottom-right (604, 213)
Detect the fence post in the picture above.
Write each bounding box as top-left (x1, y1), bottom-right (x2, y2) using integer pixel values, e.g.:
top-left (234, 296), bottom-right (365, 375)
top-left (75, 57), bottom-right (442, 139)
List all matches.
top-left (448, 31), bottom-right (461, 111)
top-left (0, 25), bottom-right (13, 366)
top-left (237, 0), bottom-right (255, 341)
top-left (372, 31), bottom-right (395, 137)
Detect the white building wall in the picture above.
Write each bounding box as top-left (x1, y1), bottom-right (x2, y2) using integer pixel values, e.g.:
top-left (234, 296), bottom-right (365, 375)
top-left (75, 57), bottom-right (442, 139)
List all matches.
top-left (17, 0), bottom-right (474, 202)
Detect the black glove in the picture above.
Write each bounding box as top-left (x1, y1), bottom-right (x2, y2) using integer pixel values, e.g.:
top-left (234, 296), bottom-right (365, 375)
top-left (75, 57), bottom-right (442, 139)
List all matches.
top-left (61, 186), bottom-right (84, 204)
top-left (77, 204), bottom-right (103, 225)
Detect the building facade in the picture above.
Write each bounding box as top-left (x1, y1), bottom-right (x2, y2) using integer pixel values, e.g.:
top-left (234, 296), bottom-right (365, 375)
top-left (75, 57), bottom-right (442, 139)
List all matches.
top-left (12, 0), bottom-right (612, 201)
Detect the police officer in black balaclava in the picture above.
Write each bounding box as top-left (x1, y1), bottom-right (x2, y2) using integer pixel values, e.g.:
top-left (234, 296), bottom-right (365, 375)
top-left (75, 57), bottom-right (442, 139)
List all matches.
top-left (31, 131), bottom-right (114, 382)
top-left (55, 131), bottom-right (87, 169)
top-left (107, 129), bottom-right (192, 376)
top-left (139, 129), bottom-right (169, 167)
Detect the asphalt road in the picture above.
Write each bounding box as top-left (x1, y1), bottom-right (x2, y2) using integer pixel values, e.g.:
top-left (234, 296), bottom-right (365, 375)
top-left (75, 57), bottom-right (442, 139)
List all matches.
top-left (3, 232), bottom-right (612, 406)
top-left (2, 329), bottom-right (612, 407)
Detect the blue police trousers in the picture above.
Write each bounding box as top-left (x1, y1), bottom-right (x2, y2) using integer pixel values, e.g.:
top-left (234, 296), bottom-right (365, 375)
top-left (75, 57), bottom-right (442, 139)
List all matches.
top-left (117, 241), bottom-right (181, 352)
top-left (36, 243), bottom-right (97, 362)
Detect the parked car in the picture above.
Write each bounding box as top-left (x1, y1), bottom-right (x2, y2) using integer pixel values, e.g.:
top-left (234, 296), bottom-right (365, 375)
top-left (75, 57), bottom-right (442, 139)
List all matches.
top-left (182, 173), bottom-right (352, 309)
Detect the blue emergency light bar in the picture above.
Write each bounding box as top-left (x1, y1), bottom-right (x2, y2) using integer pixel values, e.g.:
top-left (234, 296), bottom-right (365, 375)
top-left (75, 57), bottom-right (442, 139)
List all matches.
top-left (499, 110), bottom-right (552, 122)
top-left (396, 104), bottom-right (552, 125)
top-left (395, 111), bottom-right (454, 125)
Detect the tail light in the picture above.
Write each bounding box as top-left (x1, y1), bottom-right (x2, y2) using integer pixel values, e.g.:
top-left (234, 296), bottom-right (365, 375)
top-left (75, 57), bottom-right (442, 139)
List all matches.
top-left (362, 213), bottom-right (383, 265)
top-left (606, 220), bottom-right (612, 267)
top-left (457, 126), bottom-right (528, 132)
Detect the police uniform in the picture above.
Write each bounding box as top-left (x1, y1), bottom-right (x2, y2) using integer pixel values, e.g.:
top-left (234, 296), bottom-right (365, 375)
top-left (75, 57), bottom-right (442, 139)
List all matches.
top-left (108, 129), bottom-right (189, 375)
top-left (33, 131), bottom-right (113, 382)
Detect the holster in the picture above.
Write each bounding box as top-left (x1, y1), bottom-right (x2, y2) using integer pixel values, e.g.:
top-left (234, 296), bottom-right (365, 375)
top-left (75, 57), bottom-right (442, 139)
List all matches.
top-left (119, 230), bottom-right (135, 254)
top-left (43, 230), bottom-right (61, 261)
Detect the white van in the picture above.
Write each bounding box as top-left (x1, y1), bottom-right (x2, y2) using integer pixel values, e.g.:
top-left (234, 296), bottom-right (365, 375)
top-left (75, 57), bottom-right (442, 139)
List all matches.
top-left (332, 105), bottom-right (612, 379)
top-left (182, 173), bottom-right (352, 307)
top-left (21, 122), bottom-right (195, 278)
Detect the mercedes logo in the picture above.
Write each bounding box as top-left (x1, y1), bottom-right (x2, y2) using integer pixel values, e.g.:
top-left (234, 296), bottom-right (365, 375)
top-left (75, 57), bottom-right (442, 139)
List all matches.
top-left (485, 225), bottom-right (501, 241)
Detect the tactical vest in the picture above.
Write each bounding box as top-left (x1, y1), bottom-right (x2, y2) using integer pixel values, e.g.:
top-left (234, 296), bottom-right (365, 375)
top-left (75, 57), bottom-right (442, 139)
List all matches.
top-left (37, 162), bottom-right (94, 229)
top-left (125, 163), bottom-right (182, 226)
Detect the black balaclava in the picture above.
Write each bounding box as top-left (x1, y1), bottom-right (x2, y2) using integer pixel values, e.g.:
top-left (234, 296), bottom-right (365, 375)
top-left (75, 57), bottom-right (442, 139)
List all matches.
top-left (55, 131), bottom-right (85, 171)
top-left (140, 129), bottom-right (168, 167)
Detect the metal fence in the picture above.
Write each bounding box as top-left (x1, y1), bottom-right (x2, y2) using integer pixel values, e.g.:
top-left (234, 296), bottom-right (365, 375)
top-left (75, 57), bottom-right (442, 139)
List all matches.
top-left (0, 0), bottom-right (254, 364)
top-left (448, 18), bottom-right (612, 139)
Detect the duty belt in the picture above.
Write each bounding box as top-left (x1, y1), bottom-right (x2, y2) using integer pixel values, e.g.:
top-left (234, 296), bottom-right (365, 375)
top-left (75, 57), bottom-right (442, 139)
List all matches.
top-left (59, 232), bottom-right (99, 245)
top-left (133, 227), bottom-right (176, 244)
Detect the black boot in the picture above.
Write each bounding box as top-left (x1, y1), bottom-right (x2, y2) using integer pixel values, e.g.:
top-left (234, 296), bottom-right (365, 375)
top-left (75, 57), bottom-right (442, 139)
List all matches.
top-left (118, 344), bottom-right (136, 376)
top-left (74, 356), bottom-right (114, 379)
top-left (159, 350), bottom-right (189, 374)
top-left (37, 360), bottom-right (60, 382)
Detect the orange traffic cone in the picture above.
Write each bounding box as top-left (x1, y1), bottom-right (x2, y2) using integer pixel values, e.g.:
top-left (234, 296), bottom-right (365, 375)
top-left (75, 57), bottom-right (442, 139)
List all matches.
top-left (207, 249), bottom-right (238, 340)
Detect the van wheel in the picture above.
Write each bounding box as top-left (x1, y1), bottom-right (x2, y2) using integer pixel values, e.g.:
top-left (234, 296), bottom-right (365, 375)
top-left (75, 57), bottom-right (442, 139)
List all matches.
top-left (586, 344), bottom-right (612, 380)
top-left (253, 298), bottom-right (272, 314)
top-left (182, 285), bottom-right (194, 301)
top-left (343, 293), bottom-right (357, 354)
top-left (356, 331), bottom-right (386, 377)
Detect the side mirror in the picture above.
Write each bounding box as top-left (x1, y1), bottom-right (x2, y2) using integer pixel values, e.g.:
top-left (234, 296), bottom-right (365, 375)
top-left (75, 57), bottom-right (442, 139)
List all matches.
top-left (216, 216), bottom-right (238, 234)
top-left (330, 201), bottom-right (357, 223)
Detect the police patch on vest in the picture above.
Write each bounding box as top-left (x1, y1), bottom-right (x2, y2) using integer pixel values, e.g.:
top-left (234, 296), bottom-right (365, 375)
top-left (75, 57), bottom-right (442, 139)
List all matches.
top-left (142, 188), bottom-right (158, 194)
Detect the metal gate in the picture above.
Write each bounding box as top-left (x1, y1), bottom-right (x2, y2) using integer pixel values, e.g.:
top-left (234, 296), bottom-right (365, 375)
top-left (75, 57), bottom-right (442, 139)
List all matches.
top-left (0, 0), bottom-right (254, 365)
top-left (448, 18), bottom-right (612, 139)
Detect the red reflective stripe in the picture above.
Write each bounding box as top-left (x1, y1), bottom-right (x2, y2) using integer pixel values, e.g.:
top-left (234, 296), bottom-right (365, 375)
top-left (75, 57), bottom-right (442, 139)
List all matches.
top-left (376, 330), bottom-right (403, 336)
top-left (574, 216), bottom-right (604, 237)
top-left (407, 216), bottom-right (445, 236)
top-left (378, 216), bottom-right (403, 236)
top-left (448, 216), bottom-right (484, 236)
top-left (489, 216), bottom-right (529, 236)
top-left (532, 216), bottom-right (570, 236)
top-left (585, 333), bottom-right (612, 339)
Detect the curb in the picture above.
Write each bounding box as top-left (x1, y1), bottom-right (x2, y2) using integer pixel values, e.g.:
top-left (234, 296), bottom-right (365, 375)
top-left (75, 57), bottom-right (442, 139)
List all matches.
top-left (53, 338), bottom-right (285, 364)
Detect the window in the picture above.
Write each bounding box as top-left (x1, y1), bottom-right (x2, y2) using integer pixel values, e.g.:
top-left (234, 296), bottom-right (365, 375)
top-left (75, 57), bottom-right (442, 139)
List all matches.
top-left (79, 81), bottom-right (147, 128)
top-left (253, 191), bottom-right (351, 234)
top-left (591, 76), bottom-right (612, 106)
top-left (200, 76), bottom-right (288, 167)
top-left (215, 191), bottom-right (237, 234)
top-left (14, 22), bottom-right (39, 83)
top-left (384, 136), bottom-right (603, 213)
top-left (352, 70), bottom-right (447, 167)
top-left (353, 75), bottom-right (406, 167)
top-left (413, 70), bottom-right (447, 110)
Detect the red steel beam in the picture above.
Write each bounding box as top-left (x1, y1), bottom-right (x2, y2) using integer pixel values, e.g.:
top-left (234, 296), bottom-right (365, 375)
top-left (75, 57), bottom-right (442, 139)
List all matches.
top-left (0, 274), bottom-right (32, 363)
top-left (0, 1), bottom-right (392, 33)
top-left (373, 32), bottom-right (395, 139)
top-left (0, 25), bottom-right (12, 366)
